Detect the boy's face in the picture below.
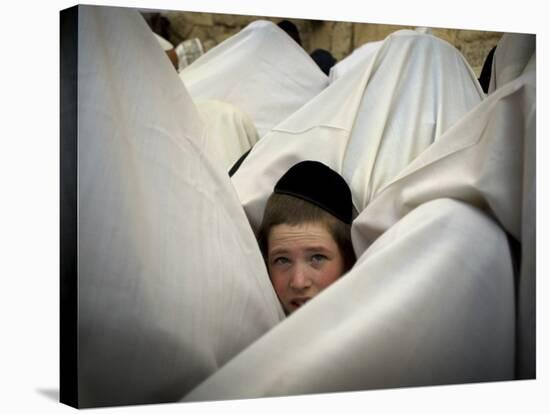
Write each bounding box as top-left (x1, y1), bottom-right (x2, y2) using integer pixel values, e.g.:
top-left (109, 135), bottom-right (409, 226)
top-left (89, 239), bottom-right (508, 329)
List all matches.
top-left (267, 222), bottom-right (345, 315)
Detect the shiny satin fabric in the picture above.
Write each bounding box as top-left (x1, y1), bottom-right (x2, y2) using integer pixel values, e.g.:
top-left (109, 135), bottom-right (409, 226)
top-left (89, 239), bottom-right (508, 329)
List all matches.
top-left (76, 6), bottom-right (283, 407)
top-left (179, 20), bottom-right (328, 138)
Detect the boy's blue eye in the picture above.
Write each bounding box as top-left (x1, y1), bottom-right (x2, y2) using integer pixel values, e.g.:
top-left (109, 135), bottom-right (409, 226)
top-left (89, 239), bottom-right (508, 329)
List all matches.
top-left (273, 257), bottom-right (290, 265)
top-left (311, 254), bottom-right (327, 263)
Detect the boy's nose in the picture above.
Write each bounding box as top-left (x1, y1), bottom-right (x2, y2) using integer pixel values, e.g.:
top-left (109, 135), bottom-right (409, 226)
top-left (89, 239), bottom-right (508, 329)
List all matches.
top-left (289, 264), bottom-right (312, 290)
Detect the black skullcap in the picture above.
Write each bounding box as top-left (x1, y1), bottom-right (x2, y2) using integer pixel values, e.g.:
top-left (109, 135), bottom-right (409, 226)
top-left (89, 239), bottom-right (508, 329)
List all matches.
top-left (274, 161), bottom-right (353, 224)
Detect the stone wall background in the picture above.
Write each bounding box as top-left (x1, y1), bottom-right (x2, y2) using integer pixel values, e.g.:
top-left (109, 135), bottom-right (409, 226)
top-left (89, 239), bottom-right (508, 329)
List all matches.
top-left (152, 11), bottom-right (502, 76)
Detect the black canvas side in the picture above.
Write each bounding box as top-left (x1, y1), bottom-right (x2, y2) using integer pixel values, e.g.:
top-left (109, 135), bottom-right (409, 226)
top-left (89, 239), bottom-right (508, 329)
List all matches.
top-left (60, 4), bottom-right (79, 408)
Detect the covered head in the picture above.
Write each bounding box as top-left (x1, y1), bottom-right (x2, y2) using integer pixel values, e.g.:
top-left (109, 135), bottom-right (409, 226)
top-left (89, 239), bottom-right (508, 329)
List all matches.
top-left (273, 160), bottom-right (353, 225)
top-left (258, 161), bottom-right (356, 314)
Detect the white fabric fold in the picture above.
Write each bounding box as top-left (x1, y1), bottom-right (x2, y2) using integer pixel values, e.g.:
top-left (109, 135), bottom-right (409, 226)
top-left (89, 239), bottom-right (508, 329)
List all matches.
top-left (179, 20), bottom-right (328, 138)
top-left (182, 31), bottom-right (535, 401)
top-left (73, 5), bottom-right (535, 406)
top-left (153, 32), bottom-right (173, 51)
top-left (233, 29), bottom-right (484, 231)
top-left (195, 99), bottom-right (259, 169)
top-left (351, 43), bottom-right (535, 379)
top-left (488, 33), bottom-right (535, 94)
top-left (328, 40), bottom-right (383, 82)
top-left (352, 69), bottom-right (535, 251)
top-left (183, 199), bottom-right (515, 401)
top-left (76, 6), bottom-right (283, 407)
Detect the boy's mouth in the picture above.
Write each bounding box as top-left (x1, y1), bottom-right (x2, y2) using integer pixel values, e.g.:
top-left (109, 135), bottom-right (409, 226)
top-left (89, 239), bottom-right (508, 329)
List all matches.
top-left (290, 297), bottom-right (311, 310)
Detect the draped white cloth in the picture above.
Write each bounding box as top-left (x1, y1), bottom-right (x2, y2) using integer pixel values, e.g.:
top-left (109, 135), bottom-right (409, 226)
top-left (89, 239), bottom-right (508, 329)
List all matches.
top-left (329, 28), bottom-right (433, 83)
top-left (232, 29), bottom-right (484, 230)
top-left (488, 33), bottom-right (536, 94)
top-left (328, 39), bottom-right (382, 82)
top-left (195, 99), bottom-right (259, 169)
top-left (183, 29), bottom-right (535, 402)
top-left (76, 6), bottom-right (283, 407)
top-left (184, 198), bottom-right (515, 400)
top-left (350, 33), bottom-right (535, 379)
top-left (179, 20), bottom-right (328, 138)
top-left (154, 32), bottom-right (173, 51)
top-left (73, 5), bottom-right (535, 407)
top-left (351, 66), bottom-right (536, 380)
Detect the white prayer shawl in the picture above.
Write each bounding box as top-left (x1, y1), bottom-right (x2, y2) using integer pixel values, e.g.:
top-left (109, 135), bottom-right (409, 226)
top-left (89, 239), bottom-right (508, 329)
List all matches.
top-left (195, 99), bottom-right (259, 170)
top-left (76, 6), bottom-right (283, 407)
top-left (329, 28), bottom-right (433, 83)
top-left (73, 5), bottom-right (535, 406)
top-left (179, 20), bottom-right (328, 138)
top-left (328, 39), bottom-right (383, 82)
top-left (183, 30), bottom-right (531, 401)
top-left (488, 33), bottom-right (536, 94)
top-left (352, 67), bottom-right (536, 380)
top-left (351, 34), bottom-right (536, 379)
top-left (232, 30), bottom-right (484, 231)
top-left (153, 32), bottom-right (173, 51)
top-left (184, 198), bottom-right (515, 400)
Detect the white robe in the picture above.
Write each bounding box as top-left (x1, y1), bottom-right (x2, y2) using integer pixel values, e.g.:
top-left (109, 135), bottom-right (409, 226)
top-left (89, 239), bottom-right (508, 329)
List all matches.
top-left (179, 20), bottom-right (328, 138)
top-left (488, 33), bottom-right (536, 94)
top-left (75, 6), bottom-right (283, 407)
top-left (328, 39), bottom-right (383, 82)
top-left (232, 29), bottom-right (484, 230)
top-left (153, 32), bottom-right (173, 51)
top-left (184, 198), bottom-right (515, 400)
top-left (195, 99), bottom-right (259, 169)
top-left (185, 30), bottom-right (534, 401)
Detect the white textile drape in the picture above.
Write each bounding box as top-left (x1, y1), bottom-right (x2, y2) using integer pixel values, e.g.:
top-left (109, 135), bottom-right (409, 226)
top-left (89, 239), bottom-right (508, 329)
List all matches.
top-left (73, 5), bottom-right (535, 406)
top-left (179, 20), bottom-right (328, 138)
top-left (184, 198), bottom-right (515, 400)
top-left (233, 30), bottom-right (484, 230)
top-left (328, 39), bottom-right (383, 82)
top-left (488, 33), bottom-right (536, 94)
top-left (184, 30), bottom-right (534, 402)
top-left (76, 6), bottom-right (283, 407)
top-left (195, 99), bottom-right (259, 169)
top-left (153, 32), bottom-right (173, 51)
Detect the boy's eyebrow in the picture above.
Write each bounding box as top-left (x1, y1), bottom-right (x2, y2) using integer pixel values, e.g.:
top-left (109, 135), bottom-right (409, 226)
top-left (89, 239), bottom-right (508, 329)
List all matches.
top-left (303, 246), bottom-right (331, 253)
top-left (268, 247), bottom-right (289, 257)
top-left (269, 245), bottom-right (331, 256)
